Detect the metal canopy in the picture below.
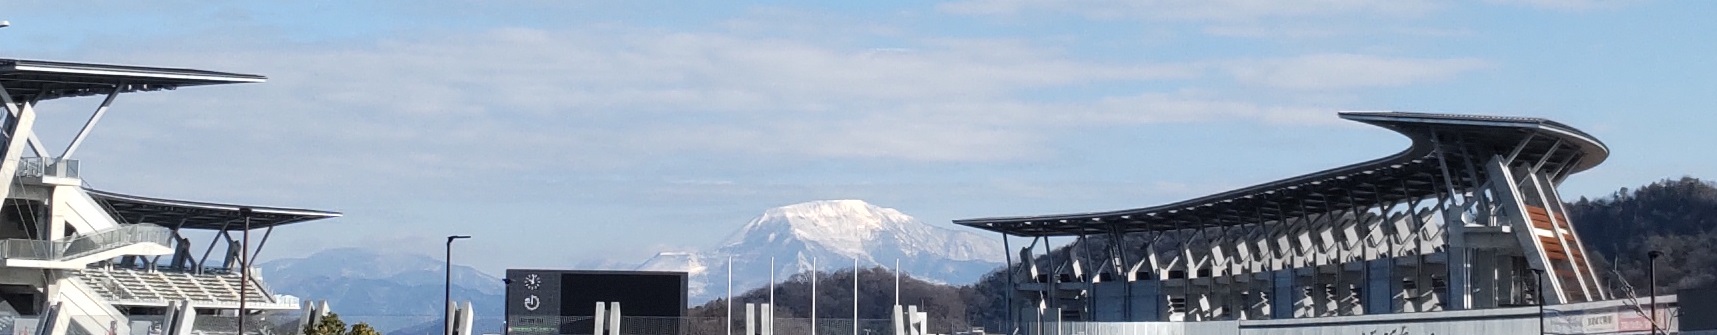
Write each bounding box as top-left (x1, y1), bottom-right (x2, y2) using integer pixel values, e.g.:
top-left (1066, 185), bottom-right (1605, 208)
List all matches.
top-left (85, 188), bottom-right (341, 230)
top-left (0, 59), bottom-right (265, 102)
top-left (954, 111), bottom-right (1609, 237)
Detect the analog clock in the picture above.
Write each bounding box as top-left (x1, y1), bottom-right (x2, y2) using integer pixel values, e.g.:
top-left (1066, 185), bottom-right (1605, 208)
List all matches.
top-left (523, 274), bottom-right (542, 290)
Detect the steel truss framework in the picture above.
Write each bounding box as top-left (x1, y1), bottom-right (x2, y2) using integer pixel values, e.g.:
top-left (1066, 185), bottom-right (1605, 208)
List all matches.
top-left (0, 58), bottom-right (336, 273)
top-left (955, 112), bottom-right (1612, 325)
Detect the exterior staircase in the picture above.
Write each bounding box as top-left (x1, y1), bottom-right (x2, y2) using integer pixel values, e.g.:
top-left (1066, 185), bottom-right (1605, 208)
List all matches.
top-left (0, 225), bottom-right (172, 269)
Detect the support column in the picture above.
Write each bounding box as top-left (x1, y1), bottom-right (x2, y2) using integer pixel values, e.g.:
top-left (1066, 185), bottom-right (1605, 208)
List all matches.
top-left (1363, 258), bottom-right (1394, 314)
top-left (1470, 249), bottom-right (1498, 309)
top-left (1270, 270), bottom-right (1294, 319)
top-left (1444, 209), bottom-right (1471, 311)
top-left (0, 90), bottom-right (39, 216)
top-left (1127, 279), bottom-right (1160, 321)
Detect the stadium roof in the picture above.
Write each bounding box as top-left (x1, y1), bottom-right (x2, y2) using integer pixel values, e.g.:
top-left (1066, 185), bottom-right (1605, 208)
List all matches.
top-left (86, 188), bottom-right (341, 230)
top-left (955, 111), bottom-right (1609, 237)
top-left (1, 59), bottom-right (265, 102)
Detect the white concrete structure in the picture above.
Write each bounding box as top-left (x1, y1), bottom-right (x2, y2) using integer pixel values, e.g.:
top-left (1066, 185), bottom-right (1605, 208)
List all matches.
top-left (0, 59), bottom-right (340, 335)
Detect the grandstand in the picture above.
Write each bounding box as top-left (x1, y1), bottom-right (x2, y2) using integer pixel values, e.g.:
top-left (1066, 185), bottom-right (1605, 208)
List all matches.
top-left (957, 112), bottom-right (1681, 334)
top-left (0, 59), bottom-right (339, 335)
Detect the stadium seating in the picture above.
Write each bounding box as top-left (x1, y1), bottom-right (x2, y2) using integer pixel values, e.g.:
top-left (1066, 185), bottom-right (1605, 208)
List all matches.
top-left (74, 267), bottom-right (279, 307)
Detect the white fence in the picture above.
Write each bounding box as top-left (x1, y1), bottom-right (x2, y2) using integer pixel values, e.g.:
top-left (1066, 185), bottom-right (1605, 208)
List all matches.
top-left (1015, 296), bottom-right (1677, 335)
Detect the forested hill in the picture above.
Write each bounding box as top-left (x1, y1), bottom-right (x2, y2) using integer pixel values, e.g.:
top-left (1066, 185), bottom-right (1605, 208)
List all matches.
top-left (1567, 176), bottom-right (1717, 294)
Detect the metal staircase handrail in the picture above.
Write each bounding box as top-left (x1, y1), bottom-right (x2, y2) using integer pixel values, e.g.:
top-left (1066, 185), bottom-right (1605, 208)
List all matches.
top-left (0, 224), bottom-right (171, 261)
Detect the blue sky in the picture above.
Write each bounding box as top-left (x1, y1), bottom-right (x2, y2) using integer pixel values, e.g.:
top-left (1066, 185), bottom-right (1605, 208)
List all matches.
top-left (2, 1), bottom-right (1713, 275)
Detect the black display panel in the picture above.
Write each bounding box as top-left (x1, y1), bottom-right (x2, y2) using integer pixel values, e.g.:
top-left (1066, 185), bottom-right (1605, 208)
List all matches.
top-left (505, 269), bottom-right (687, 335)
top-left (559, 273), bottom-right (686, 317)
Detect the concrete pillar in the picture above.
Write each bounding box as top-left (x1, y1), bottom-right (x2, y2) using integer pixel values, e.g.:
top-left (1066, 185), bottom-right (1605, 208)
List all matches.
top-left (744, 303), bottom-right (755, 335)
top-left (1271, 270), bottom-right (1295, 319)
top-left (594, 302), bottom-right (607, 335)
top-left (1127, 280), bottom-right (1160, 321)
top-left (1364, 259), bottom-right (1395, 314)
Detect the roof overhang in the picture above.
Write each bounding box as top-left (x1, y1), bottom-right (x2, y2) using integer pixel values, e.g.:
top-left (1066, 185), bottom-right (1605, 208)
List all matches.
top-left (85, 188), bottom-right (340, 230)
top-left (1, 59), bottom-right (265, 102)
top-left (955, 111), bottom-right (1609, 237)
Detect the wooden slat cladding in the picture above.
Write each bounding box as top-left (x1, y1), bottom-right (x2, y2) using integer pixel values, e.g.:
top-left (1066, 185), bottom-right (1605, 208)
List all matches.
top-left (1527, 205), bottom-right (1592, 302)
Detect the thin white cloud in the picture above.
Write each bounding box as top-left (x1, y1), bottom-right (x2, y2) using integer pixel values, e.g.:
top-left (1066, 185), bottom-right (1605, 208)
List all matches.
top-left (937, 0), bottom-right (1440, 22)
top-left (31, 26), bottom-right (1485, 211)
top-left (1202, 24), bottom-right (1474, 39)
top-left (1076, 92), bottom-right (1339, 125)
top-left (1485, 0), bottom-right (1641, 11)
top-left (1224, 53), bottom-right (1490, 90)
top-left (3, 1), bottom-right (1605, 277)
top-left (74, 26), bottom-right (1324, 175)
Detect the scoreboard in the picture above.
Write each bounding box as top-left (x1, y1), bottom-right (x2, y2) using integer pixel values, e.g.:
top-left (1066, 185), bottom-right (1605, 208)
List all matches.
top-left (504, 269), bottom-right (688, 335)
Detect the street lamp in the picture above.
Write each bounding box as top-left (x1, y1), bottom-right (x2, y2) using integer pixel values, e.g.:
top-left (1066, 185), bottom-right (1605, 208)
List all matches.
top-left (238, 208), bottom-right (254, 335)
top-left (1648, 250), bottom-right (1662, 335)
top-left (446, 235), bottom-right (472, 335)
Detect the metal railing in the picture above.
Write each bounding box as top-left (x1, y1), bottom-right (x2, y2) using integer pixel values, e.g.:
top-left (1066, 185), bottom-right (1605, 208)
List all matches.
top-left (191, 314), bottom-right (283, 335)
top-left (506, 316), bottom-right (893, 335)
top-left (0, 315), bottom-right (37, 335)
top-left (15, 157), bottom-right (80, 178)
top-left (0, 224), bottom-right (171, 261)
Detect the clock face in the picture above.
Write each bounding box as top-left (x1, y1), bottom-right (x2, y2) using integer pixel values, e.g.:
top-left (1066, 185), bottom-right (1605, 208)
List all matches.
top-left (524, 274), bottom-right (542, 290)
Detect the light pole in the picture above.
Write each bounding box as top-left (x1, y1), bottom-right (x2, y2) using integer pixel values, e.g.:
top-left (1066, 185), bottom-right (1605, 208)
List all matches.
top-left (446, 235), bottom-right (471, 335)
top-left (1648, 250), bottom-right (1662, 335)
top-left (237, 208), bottom-right (253, 335)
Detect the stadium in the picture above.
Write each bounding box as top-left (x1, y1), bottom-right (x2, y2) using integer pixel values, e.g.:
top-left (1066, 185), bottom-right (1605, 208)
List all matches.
top-left (955, 112), bottom-right (1685, 334)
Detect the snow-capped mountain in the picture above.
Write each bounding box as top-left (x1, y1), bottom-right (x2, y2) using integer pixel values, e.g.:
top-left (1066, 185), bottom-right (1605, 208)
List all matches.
top-left (636, 251), bottom-right (709, 295)
top-left (639, 200), bottom-right (1004, 303)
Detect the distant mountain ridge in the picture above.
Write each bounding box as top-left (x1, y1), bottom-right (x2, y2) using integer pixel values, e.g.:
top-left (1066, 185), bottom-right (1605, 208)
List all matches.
top-left (637, 199), bottom-right (1004, 303)
top-left (260, 248), bottom-right (504, 335)
top-left (258, 199), bottom-right (1004, 335)
top-left (263, 247), bottom-right (504, 295)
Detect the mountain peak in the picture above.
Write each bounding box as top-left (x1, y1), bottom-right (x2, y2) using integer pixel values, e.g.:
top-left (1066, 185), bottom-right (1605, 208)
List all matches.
top-left (769, 199), bottom-right (877, 212)
top-left (724, 200), bottom-right (918, 255)
top-left (757, 199), bottom-right (910, 228)
top-left (654, 199), bottom-right (1003, 302)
